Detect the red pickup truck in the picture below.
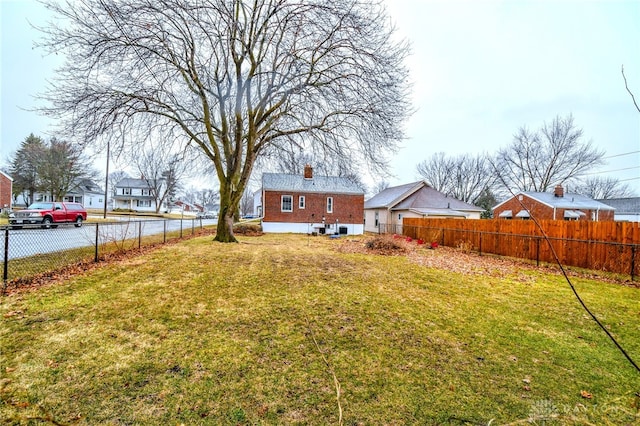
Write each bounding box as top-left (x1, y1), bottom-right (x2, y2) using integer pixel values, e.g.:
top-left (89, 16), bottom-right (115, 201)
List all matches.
top-left (9, 202), bottom-right (88, 228)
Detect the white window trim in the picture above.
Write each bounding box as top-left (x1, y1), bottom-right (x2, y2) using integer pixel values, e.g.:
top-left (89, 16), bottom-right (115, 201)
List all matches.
top-left (281, 195), bottom-right (293, 212)
top-left (299, 195), bottom-right (305, 209)
top-left (327, 196), bottom-right (333, 213)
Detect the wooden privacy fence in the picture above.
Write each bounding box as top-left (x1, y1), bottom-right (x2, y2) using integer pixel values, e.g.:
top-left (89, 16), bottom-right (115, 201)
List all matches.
top-left (401, 218), bottom-right (640, 280)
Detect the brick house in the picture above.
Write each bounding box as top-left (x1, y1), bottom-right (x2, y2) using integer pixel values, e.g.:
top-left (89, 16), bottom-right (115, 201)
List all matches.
top-left (493, 185), bottom-right (615, 221)
top-left (257, 165), bottom-right (364, 235)
top-left (0, 170), bottom-right (13, 213)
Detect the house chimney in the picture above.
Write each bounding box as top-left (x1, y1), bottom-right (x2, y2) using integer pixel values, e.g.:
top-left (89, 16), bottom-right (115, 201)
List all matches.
top-left (304, 164), bottom-right (313, 179)
top-left (554, 185), bottom-right (564, 198)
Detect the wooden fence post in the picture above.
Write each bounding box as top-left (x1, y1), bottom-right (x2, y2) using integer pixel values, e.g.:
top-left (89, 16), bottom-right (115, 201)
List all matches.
top-left (632, 245), bottom-right (636, 282)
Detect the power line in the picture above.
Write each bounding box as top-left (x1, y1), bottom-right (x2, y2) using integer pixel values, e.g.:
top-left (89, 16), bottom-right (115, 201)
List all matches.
top-left (602, 150), bottom-right (640, 160)
top-left (585, 166), bottom-right (640, 175)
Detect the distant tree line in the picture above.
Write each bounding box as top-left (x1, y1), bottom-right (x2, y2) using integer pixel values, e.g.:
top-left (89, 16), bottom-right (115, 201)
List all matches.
top-left (416, 114), bottom-right (635, 217)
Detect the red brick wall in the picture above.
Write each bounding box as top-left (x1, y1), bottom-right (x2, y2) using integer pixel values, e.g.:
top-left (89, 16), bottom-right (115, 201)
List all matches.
top-left (0, 173), bottom-right (12, 210)
top-left (494, 194), bottom-right (615, 221)
top-left (263, 190), bottom-right (363, 223)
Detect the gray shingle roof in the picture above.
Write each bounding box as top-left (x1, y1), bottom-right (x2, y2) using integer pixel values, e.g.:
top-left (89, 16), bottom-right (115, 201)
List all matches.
top-left (365, 181), bottom-right (483, 212)
top-left (520, 191), bottom-right (615, 210)
top-left (262, 173), bottom-right (364, 195)
top-left (364, 181), bottom-right (421, 208)
top-left (115, 178), bottom-right (153, 189)
top-left (596, 197), bottom-right (640, 214)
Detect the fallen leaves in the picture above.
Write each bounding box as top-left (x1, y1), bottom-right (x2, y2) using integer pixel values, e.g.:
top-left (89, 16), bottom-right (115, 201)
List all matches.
top-left (580, 390), bottom-right (593, 399)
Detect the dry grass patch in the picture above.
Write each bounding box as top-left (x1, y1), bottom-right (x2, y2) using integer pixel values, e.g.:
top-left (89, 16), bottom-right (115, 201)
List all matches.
top-left (1, 234), bottom-right (639, 424)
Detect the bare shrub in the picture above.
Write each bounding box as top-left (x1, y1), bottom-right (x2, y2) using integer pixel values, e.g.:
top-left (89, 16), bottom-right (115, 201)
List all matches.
top-left (233, 223), bottom-right (263, 236)
top-left (365, 235), bottom-right (409, 254)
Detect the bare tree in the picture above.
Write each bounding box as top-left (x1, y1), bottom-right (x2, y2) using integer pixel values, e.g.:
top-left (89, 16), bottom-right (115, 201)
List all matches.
top-left (38, 0), bottom-right (411, 242)
top-left (416, 152), bottom-right (454, 195)
top-left (108, 171), bottom-right (130, 197)
top-left (495, 114), bottom-right (605, 192)
top-left (38, 137), bottom-right (96, 202)
top-left (575, 176), bottom-right (636, 199)
top-left (133, 146), bottom-right (191, 213)
top-left (240, 189), bottom-right (255, 218)
top-left (416, 152), bottom-right (498, 204)
top-left (370, 180), bottom-right (390, 197)
top-left (622, 65), bottom-right (640, 113)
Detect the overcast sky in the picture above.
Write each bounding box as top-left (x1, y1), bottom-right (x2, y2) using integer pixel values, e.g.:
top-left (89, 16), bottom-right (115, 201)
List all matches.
top-left (1, 0), bottom-right (639, 194)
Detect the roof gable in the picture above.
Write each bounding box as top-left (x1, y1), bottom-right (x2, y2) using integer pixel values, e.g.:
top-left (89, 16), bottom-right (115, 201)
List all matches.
top-left (262, 173), bottom-right (364, 195)
top-left (365, 181), bottom-right (483, 212)
top-left (0, 170), bottom-right (13, 181)
top-left (364, 181), bottom-right (424, 208)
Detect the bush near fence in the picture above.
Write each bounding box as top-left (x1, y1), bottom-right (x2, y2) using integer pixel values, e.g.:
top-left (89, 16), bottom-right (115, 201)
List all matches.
top-left (400, 218), bottom-right (640, 280)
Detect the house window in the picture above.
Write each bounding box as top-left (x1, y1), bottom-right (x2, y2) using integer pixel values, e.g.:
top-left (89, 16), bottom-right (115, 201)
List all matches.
top-left (123, 188), bottom-right (131, 195)
top-left (136, 200), bottom-right (151, 208)
top-left (375, 211), bottom-right (379, 227)
top-left (299, 196), bottom-right (305, 209)
top-left (327, 197), bottom-right (333, 213)
top-left (142, 189), bottom-right (150, 196)
top-left (398, 213), bottom-right (402, 220)
top-left (281, 195), bottom-right (293, 212)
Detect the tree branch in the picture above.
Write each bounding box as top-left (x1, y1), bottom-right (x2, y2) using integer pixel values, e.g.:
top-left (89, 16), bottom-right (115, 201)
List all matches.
top-left (622, 65), bottom-right (640, 113)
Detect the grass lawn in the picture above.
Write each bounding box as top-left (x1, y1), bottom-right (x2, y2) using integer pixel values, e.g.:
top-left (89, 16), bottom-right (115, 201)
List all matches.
top-left (1, 234), bottom-right (639, 424)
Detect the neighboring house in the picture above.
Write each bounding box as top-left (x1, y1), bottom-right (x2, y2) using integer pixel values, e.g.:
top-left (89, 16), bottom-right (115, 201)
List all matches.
top-left (15, 178), bottom-right (104, 208)
top-left (63, 178), bottom-right (105, 208)
top-left (257, 165), bottom-right (365, 235)
top-left (167, 200), bottom-right (203, 216)
top-left (0, 171), bottom-right (13, 213)
top-left (493, 185), bottom-right (615, 221)
top-left (597, 197), bottom-right (640, 222)
top-left (364, 181), bottom-right (483, 233)
top-left (113, 178), bottom-right (166, 212)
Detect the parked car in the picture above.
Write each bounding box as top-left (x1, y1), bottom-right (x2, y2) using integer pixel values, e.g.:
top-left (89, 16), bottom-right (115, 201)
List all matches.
top-left (196, 211), bottom-right (216, 219)
top-left (9, 202), bottom-right (87, 229)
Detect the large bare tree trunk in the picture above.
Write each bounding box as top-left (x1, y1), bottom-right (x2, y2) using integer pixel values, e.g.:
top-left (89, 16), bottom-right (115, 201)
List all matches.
top-left (214, 181), bottom-right (238, 243)
top-left (215, 209), bottom-right (237, 243)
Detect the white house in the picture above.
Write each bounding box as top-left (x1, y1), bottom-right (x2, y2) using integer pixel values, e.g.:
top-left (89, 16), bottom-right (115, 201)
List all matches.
top-left (15, 178), bottom-right (104, 208)
top-left (63, 178), bottom-right (105, 208)
top-left (113, 178), bottom-right (166, 212)
top-left (364, 181), bottom-right (483, 233)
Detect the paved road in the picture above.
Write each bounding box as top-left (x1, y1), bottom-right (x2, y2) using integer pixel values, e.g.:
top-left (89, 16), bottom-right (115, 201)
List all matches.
top-left (1, 218), bottom-right (217, 261)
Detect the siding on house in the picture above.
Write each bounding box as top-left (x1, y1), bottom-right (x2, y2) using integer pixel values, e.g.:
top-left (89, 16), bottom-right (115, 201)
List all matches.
top-left (0, 171), bottom-right (13, 212)
top-left (364, 181), bottom-right (483, 233)
top-left (113, 178), bottom-right (165, 212)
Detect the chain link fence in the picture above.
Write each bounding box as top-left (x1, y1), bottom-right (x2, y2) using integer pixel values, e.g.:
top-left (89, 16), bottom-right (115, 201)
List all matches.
top-left (2, 218), bottom-right (215, 293)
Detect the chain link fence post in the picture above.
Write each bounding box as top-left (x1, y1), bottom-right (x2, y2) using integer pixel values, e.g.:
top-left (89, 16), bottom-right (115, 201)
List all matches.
top-left (3, 227), bottom-right (9, 294)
